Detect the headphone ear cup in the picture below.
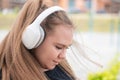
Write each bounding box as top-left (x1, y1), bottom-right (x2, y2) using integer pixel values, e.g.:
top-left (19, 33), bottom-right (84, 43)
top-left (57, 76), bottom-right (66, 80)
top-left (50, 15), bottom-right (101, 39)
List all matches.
top-left (22, 24), bottom-right (45, 49)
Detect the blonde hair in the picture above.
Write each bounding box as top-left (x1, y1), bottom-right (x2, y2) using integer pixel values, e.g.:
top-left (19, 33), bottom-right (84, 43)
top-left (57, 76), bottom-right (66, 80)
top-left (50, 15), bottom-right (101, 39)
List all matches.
top-left (0, 0), bottom-right (76, 80)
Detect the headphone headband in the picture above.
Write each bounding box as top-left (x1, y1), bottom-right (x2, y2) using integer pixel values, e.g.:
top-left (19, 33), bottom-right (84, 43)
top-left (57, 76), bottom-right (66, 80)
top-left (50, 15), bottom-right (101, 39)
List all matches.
top-left (33, 6), bottom-right (65, 25)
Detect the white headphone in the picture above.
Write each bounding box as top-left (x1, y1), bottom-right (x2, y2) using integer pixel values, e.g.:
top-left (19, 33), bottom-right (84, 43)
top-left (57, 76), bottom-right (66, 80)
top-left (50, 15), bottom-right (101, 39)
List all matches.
top-left (22, 6), bottom-right (64, 49)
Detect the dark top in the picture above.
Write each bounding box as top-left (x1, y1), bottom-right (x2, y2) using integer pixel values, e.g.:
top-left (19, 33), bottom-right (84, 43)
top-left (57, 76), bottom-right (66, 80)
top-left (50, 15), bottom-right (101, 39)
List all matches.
top-left (0, 65), bottom-right (74, 80)
top-left (45, 65), bottom-right (74, 80)
top-left (0, 70), bottom-right (1, 80)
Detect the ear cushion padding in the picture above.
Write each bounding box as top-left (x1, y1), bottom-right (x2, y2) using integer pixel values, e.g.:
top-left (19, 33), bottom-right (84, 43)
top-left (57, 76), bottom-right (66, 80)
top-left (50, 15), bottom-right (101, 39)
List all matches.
top-left (22, 24), bottom-right (45, 49)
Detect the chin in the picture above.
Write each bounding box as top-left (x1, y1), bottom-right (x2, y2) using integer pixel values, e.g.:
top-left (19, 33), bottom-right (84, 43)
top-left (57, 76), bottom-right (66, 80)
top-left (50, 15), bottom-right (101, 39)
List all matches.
top-left (47, 65), bottom-right (56, 70)
top-left (49, 66), bottom-right (56, 70)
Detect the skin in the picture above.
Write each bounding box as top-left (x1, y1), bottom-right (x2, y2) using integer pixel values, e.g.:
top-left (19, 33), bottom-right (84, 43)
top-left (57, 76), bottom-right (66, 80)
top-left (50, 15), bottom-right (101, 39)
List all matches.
top-left (34, 24), bottom-right (73, 71)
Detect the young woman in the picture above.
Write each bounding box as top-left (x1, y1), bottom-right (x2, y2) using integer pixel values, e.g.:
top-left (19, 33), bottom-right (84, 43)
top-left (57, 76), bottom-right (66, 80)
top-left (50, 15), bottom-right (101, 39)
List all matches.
top-left (0, 0), bottom-right (78, 80)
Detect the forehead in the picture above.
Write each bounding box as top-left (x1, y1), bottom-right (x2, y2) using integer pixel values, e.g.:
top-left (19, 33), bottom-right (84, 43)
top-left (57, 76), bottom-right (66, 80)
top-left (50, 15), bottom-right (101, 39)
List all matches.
top-left (47, 24), bottom-right (73, 45)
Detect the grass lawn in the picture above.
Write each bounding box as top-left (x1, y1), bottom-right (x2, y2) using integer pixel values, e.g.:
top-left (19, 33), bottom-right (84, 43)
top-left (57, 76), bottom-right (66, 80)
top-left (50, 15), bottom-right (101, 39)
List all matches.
top-left (69, 14), bottom-right (119, 32)
top-left (0, 13), bottom-right (119, 32)
top-left (0, 13), bottom-right (17, 30)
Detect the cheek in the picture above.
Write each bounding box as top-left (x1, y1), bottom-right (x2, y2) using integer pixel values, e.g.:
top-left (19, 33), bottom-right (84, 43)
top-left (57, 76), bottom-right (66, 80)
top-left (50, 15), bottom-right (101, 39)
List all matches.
top-left (34, 45), bottom-right (61, 69)
top-left (46, 46), bottom-right (60, 59)
top-left (34, 44), bottom-right (60, 64)
top-left (49, 45), bottom-right (62, 55)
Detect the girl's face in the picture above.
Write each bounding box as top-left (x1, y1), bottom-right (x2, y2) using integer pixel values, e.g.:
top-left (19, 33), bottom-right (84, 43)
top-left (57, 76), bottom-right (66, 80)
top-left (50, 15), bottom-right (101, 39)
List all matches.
top-left (34, 24), bottom-right (73, 70)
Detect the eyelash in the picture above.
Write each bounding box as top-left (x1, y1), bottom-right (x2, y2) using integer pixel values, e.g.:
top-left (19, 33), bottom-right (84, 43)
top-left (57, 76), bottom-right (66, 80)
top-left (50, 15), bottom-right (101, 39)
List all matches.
top-left (56, 46), bottom-right (63, 50)
top-left (56, 46), bottom-right (70, 50)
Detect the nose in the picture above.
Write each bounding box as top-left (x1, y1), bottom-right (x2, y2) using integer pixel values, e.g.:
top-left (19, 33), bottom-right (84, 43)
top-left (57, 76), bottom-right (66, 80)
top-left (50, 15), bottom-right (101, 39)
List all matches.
top-left (58, 49), bottom-right (66, 59)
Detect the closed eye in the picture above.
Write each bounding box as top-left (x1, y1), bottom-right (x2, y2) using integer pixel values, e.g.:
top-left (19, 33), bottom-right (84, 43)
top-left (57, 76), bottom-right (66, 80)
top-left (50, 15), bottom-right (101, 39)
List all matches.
top-left (56, 46), bottom-right (63, 50)
top-left (55, 43), bottom-right (72, 50)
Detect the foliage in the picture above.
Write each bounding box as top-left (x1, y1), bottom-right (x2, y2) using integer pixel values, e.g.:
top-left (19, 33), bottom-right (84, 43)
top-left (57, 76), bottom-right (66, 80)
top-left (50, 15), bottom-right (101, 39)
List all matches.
top-left (88, 54), bottom-right (120, 80)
